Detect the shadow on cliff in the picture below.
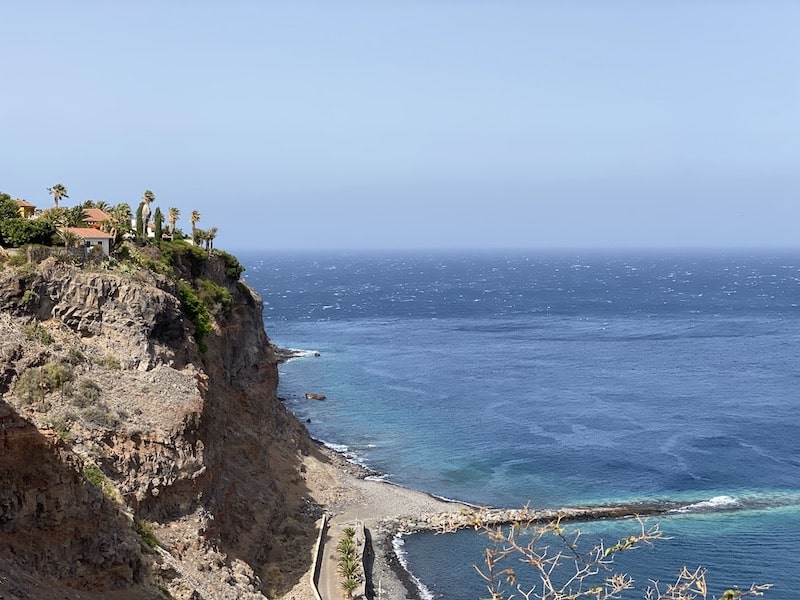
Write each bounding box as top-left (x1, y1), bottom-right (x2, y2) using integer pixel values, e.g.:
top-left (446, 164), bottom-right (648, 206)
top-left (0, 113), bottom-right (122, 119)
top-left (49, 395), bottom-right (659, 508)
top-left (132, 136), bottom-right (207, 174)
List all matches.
top-left (0, 399), bottom-right (155, 600)
top-left (133, 267), bottom-right (326, 597)
top-left (190, 377), bottom-right (324, 596)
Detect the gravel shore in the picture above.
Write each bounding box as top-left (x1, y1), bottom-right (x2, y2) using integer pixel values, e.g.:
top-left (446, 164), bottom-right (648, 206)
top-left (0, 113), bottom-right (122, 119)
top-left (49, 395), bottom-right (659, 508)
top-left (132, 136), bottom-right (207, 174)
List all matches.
top-left (279, 441), bottom-right (470, 600)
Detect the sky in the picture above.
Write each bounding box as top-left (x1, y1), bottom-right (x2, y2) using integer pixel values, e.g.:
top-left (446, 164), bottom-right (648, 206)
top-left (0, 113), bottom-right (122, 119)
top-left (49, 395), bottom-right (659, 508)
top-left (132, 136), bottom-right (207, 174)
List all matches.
top-left (2, 1), bottom-right (799, 251)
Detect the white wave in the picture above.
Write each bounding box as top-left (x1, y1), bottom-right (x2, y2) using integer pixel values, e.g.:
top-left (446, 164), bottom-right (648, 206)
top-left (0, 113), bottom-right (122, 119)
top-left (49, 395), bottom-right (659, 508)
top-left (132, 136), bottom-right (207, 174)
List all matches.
top-left (672, 495), bottom-right (741, 513)
top-left (323, 442), bottom-right (350, 454)
top-left (392, 534), bottom-right (436, 600)
top-left (320, 440), bottom-right (373, 470)
top-left (281, 348), bottom-right (320, 361)
top-left (429, 492), bottom-right (481, 508)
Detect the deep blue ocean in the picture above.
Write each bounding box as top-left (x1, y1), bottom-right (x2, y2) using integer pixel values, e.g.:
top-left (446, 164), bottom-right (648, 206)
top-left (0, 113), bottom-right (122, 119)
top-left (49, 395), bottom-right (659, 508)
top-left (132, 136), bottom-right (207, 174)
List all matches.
top-left (240, 250), bottom-right (800, 599)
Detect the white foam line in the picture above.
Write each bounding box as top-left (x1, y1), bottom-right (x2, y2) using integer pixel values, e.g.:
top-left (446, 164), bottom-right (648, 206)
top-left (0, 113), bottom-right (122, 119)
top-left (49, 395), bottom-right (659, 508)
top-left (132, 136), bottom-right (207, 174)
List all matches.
top-left (392, 533), bottom-right (436, 600)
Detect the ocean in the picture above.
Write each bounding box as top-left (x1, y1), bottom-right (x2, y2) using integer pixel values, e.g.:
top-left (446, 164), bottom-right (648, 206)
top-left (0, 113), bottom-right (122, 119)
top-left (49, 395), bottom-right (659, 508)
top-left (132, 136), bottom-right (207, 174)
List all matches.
top-left (240, 249), bottom-right (800, 599)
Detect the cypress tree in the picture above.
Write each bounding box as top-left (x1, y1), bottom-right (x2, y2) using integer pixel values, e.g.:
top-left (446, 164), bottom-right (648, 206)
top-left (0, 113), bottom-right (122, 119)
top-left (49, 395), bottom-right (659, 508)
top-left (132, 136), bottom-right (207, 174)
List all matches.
top-left (135, 202), bottom-right (144, 238)
top-left (153, 207), bottom-right (164, 241)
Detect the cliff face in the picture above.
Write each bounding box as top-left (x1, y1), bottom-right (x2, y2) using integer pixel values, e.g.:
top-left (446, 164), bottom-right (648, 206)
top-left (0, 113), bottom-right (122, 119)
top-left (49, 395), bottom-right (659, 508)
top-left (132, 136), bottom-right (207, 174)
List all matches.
top-left (0, 247), bottom-right (320, 599)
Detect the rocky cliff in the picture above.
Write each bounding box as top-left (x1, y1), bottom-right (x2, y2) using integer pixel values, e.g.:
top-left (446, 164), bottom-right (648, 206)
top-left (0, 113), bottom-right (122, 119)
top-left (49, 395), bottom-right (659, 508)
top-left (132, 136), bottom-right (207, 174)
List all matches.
top-left (0, 245), bottom-right (322, 599)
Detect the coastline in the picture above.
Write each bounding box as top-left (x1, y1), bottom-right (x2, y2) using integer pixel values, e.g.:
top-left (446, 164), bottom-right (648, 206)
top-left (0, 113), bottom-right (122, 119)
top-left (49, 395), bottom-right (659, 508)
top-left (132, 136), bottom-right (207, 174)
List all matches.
top-left (287, 440), bottom-right (471, 600)
top-left (280, 437), bottom-right (705, 600)
top-left (282, 437), bottom-right (772, 600)
top-left (272, 349), bottom-right (779, 600)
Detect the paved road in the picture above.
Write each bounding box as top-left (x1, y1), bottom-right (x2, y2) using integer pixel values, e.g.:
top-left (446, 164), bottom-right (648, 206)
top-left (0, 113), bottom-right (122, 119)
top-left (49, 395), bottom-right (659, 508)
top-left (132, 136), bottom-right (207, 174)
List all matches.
top-left (318, 520), bottom-right (344, 600)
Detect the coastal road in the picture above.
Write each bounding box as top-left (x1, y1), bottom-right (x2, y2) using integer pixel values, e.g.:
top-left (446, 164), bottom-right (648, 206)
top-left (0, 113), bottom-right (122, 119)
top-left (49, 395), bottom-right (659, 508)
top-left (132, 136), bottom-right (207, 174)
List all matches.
top-left (318, 519), bottom-right (345, 600)
top-left (314, 476), bottom-right (470, 600)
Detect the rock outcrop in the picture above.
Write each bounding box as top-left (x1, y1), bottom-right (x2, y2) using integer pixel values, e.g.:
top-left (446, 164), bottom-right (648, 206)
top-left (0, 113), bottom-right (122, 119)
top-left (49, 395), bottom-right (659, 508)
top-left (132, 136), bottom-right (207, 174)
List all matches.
top-left (0, 247), bottom-right (321, 599)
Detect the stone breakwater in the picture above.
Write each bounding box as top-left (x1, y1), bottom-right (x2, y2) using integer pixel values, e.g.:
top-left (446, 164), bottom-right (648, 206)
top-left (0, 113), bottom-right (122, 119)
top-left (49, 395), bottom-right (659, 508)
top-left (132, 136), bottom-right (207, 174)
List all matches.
top-left (382, 498), bottom-right (720, 535)
top-left (359, 499), bottom-right (686, 600)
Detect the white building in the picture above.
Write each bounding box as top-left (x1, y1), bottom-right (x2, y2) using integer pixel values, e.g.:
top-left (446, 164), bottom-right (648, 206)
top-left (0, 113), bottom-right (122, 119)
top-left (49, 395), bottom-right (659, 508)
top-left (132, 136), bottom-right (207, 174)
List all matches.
top-left (61, 227), bottom-right (114, 256)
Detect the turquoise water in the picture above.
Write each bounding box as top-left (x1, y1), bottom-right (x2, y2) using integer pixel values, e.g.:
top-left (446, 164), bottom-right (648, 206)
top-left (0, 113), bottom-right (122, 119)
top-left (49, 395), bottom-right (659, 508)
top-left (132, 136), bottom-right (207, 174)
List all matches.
top-left (403, 507), bottom-right (800, 599)
top-left (242, 250), bottom-right (800, 598)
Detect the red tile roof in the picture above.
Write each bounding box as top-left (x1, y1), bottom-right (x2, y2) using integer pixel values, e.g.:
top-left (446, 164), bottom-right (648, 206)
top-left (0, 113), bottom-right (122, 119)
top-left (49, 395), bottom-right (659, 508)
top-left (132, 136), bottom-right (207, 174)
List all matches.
top-left (83, 208), bottom-right (111, 222)
top-left (61, 227), bottom-right (114, 239)
top-left (15, 199), bottom-right (36, 208)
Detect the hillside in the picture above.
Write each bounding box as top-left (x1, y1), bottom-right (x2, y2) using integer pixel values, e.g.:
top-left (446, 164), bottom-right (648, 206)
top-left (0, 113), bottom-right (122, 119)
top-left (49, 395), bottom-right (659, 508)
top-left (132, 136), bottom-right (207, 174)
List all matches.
top-left (0, 243), bottom-right (324, 599)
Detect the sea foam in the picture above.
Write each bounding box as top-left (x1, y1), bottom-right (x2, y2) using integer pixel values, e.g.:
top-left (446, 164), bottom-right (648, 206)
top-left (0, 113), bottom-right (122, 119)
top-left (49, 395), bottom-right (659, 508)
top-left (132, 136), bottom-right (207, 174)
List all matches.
top-left (392, 534), bottom-right (436, 600)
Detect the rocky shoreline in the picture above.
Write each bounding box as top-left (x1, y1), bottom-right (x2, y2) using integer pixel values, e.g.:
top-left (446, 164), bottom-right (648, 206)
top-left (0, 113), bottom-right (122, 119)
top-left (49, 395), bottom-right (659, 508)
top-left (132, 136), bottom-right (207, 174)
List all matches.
top-left (300, 436), bottom-right (761, 600)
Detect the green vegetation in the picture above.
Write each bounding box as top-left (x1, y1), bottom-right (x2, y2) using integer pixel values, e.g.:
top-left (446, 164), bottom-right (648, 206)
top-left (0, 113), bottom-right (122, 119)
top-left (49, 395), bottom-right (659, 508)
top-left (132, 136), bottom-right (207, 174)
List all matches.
top-left (21, 321), bottom-right (53, 344)
top-left (71, 377), bottom-right (101, 408)
top-left (21, 289), bottom-right (39, 304)
top-left (196, 277), bottom-right (233, 316)
top-left (47, 183), bottom-right (69, 207)
top-left (168, 206), bottom-right (180, 238)
top-left (190, 210), bottom-right (200, 242)
top-left (0, 217), bottom-right (56, 247)
top-left (2, 184), bottom-right (239, 359)
top-left (83, 463), bottom-right (105, 486)
top-left (0, 193), bottom-right (18, 220)
top-left (39, 205), bottom-right (87, 228)
top-left (153, 206), bottom-right (164, 240)
top-left (83, 461), bottom-right (123, 503)
top-left (110, 239), bottom-right (237, 353)
top-left (64, 346), bottom-right (87, 365)
top-left (134, 518), bottom-right (160, 551)
top-left (217, 250), bottom-right (245, 280)
top-left (336, 525), bottom-right (363, 599)
top-left (173, 240), bottom-right (208, 276)
top-left (45, 416), bottom-right (74, 442)
top-left (178, 281), bottom-right (212, 352)
top-left (81, 404), bottom-right (119, 427)
top-left (135, 202), bottom-right (144, 237)
top-left (96, 354), bottom-right (121, 370)
top-left (14, 362), bottom-right (74, 404)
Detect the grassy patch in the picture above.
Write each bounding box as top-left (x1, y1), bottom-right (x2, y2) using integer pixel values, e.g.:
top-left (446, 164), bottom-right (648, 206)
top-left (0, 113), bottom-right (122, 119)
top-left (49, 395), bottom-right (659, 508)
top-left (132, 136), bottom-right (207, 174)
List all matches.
top-left (45, 416), bottom-right (74, 442)
top-left (196, 277), bottom-right (233, 316)
top-left (96, 354), bottom-right (121, 370)
top-left (21, 322), bottom-right (54, 345)
top-left (81, 404), bottom-right (119, 428)
top-left (21, 289), bottom-right (38, 304)
top-left (83, 462), bottom-right (122, 503)
top-left (134, 518), bottom-right (160, 550)
top-left (71, 377), bottom-right (101, 408)
top-left (177, 281), bottom-right (212, 352)
top-left (215, 250), bottom-right (245, 280)
top-left (14, 362), bottom-right (73, 404)
top-left (83, 463), bottom-right (105, 486)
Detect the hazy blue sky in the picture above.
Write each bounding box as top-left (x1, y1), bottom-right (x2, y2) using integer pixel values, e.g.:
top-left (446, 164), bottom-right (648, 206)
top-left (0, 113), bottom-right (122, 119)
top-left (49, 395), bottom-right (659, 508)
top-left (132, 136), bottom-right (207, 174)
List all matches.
top-left (3, 1), bottom-right (799, 250)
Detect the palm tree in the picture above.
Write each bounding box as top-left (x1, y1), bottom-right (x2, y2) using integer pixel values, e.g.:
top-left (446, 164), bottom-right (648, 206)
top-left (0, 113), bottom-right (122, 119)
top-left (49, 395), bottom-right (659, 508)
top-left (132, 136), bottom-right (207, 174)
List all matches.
top-left (104, 203), bottom-right (132, 246)
top-left (205, 227), bottom-right (217, 252)
top-left (38, 207), bottom-right (68, 226)
top-left (190, 210), bottom-right (200, 244)
top-left (141, 190), bottom-right (154, 236)
top-left (48, 184), bottom-right (69, 207)
top-left (168, 207), bottom-right (180, 238)
top-left (57, 228), bottom-right (81, 249)
top-left (66, 205), bottom-right (87, 227)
